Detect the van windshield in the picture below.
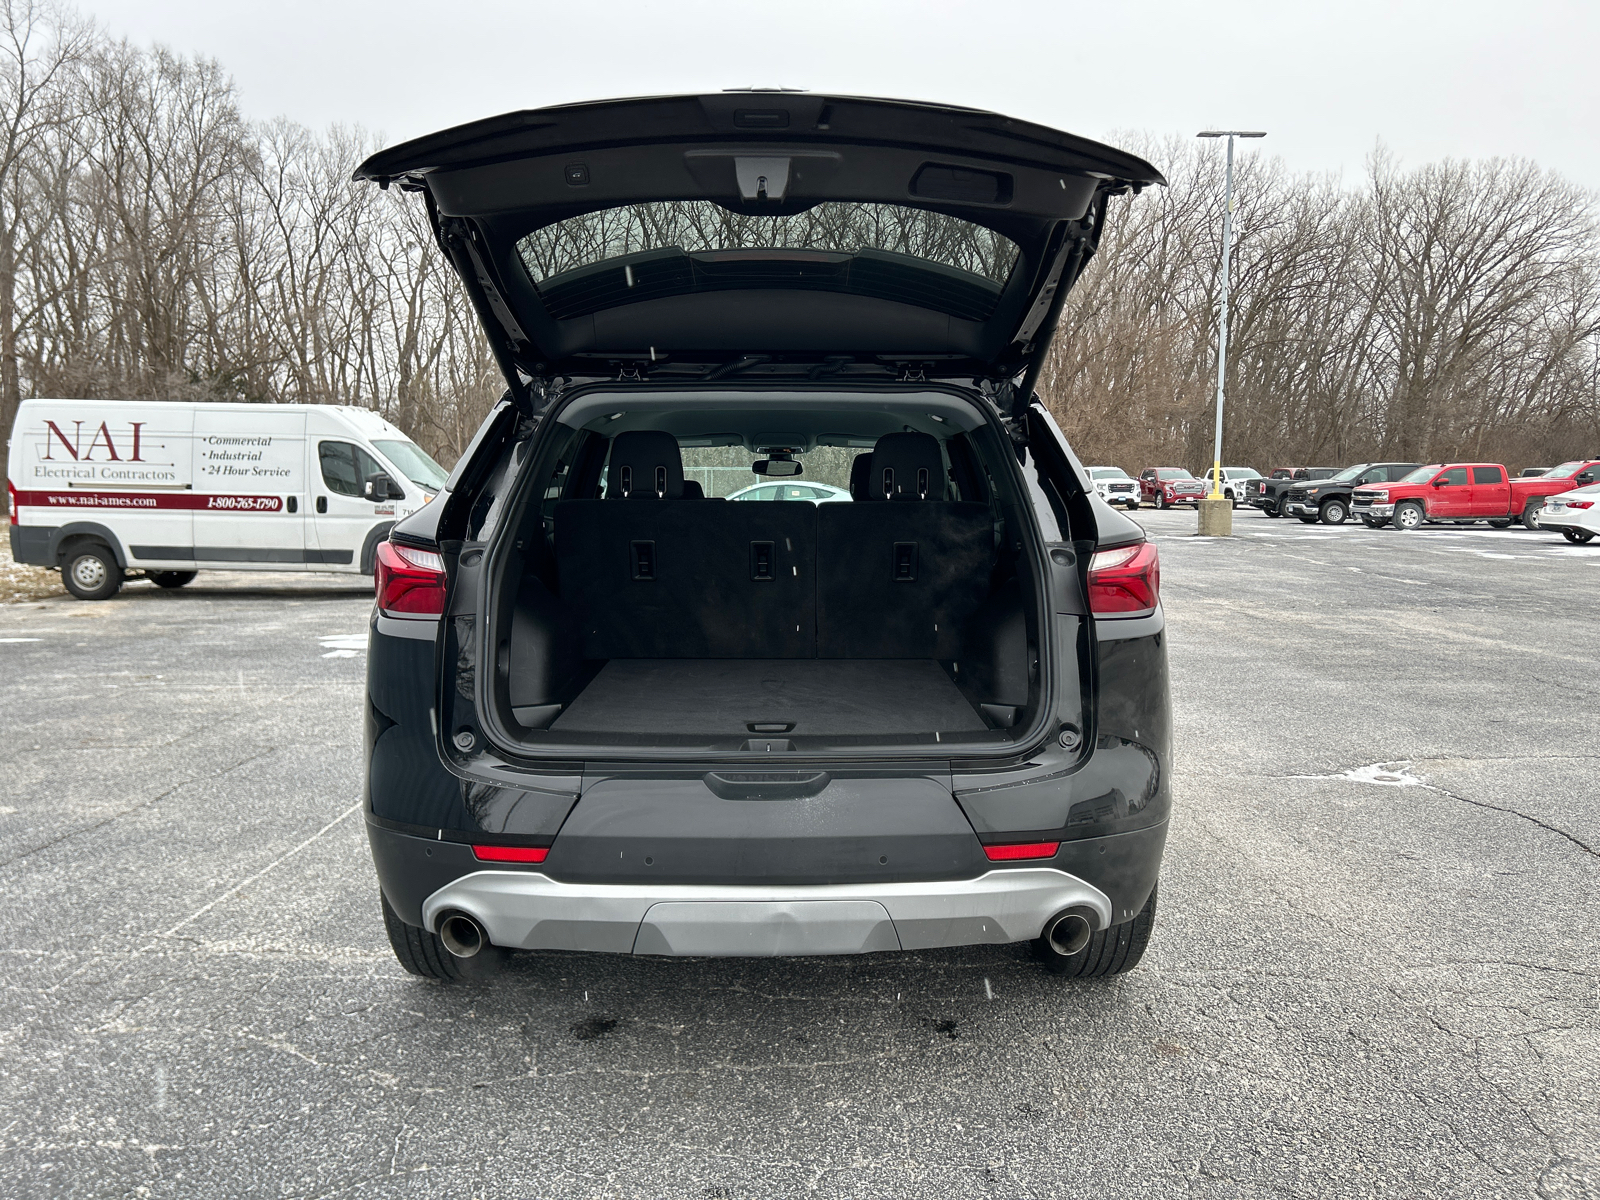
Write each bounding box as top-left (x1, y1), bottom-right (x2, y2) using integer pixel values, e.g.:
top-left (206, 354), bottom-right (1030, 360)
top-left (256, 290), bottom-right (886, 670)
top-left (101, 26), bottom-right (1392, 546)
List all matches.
top-left (373, 439), bottom-right (448, 490)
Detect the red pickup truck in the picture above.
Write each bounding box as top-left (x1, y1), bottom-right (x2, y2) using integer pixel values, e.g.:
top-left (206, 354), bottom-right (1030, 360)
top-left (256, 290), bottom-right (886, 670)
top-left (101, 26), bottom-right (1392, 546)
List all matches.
top-left (1352, 460), bottom-right (1600, 530)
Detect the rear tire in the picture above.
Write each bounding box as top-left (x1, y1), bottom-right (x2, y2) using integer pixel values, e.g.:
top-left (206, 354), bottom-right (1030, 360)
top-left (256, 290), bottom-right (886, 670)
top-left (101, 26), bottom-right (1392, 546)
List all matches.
top-left (1521, 501), bottom-right (1544, 531)
top-left (1361, 516), bottom-right (1385, 528)
top-left (1037, 884), bottom-right (1157, 978)
top-left (1298, 515), bottom-right (1318, 524)
top-left (150, 571), bottom-right (197, 589)
top-left (61, 543), bottom-right (123, 601)
top-left (1488, 518), bottom-right (1512, 529)
top-left (1394, 501), bottom-right (1424, 531)
top-left (1265, 504), bottom-right (1281, 518)
top-left (1562, 528), bottom-right (1594, 544)
top-left (1320, 499), bottom-right (1349, 525)
top-left (380, 891), bottom-right (503, 982)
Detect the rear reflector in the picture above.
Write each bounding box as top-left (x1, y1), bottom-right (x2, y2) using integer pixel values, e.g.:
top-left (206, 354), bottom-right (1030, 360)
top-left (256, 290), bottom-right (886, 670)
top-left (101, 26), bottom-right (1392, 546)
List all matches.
top-left (471, 845), bottom-right (549, 863)
top-left (1087, 541), bottom-right (1160, 618)
top-left (374, 541), bottom-right (446, 618)
top-left (983, 841), bottom-right (1060, 861)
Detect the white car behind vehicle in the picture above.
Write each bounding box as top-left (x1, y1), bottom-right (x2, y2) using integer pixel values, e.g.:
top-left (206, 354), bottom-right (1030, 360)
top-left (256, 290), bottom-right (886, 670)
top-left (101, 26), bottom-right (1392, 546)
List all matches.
top-left (1539, 482), bottom-right (1600, 544)
top-left (1209, 466), bottom-right (1262, 506)
top-left (1086, 466), bottom-right (1139, 508)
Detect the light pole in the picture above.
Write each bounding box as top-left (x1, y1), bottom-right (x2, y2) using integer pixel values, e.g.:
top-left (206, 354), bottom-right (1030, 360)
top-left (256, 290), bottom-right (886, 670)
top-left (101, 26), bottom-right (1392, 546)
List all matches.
top-left (1197, 130), bottom-right (1265, 517)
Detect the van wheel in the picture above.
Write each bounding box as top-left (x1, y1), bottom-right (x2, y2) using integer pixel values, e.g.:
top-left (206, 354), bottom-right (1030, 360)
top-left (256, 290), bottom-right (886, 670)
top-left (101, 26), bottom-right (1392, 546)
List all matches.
top-left (1394, 502), bottom-right (1425, 531)
top-left (1521, 501), bottom-right (1544, 531)
top-left (380, 891), bottom-right (502, 982)
top-left (61, 543), bottom-right (123, 601)
top-left (1037, 884), bottom-right (1157, 978)
top-left (150, 571), bottom-right (197, 589)
top-left (1563, 528), bottom-right (1594, 544)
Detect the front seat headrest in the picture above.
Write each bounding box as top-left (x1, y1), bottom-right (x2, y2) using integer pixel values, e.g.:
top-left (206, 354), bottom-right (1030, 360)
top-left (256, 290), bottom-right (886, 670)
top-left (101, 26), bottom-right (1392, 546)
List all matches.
top-left (606, 430), bottom-right (685, 499)
top-left (868, 431), bottom-right (946, 501)
top-left (848, 453), bottom-right (874, 501)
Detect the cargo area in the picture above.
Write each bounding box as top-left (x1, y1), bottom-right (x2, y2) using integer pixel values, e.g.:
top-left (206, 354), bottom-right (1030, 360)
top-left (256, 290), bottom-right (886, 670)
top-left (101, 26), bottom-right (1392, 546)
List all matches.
top-left (476, 391), bottom-right (1068, 754)
top-left (547, 659), bottom-right (988, 738)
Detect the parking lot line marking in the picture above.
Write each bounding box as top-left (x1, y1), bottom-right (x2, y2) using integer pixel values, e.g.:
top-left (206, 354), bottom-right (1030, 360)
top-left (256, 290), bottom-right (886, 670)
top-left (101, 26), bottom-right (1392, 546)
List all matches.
top-left (0, 637), bottom-right (43, 643)
top-left (157, 802), bottom-right (362, 940)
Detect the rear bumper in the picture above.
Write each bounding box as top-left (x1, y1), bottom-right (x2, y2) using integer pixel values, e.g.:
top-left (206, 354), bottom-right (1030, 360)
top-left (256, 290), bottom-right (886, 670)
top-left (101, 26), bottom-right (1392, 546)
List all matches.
top-left (421, 866), bottom-right (1112, 956)
top-left (8, 524), bottom-right (57, 566)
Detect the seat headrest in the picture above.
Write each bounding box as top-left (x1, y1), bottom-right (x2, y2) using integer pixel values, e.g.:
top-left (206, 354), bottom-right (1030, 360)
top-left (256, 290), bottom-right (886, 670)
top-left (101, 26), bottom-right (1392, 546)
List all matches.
top-left (867, 432), bottom-right (946, 501)
top-left (606, 431), bottom-right (685, 499)
top-left (848, 453), bottom-right (874, 501)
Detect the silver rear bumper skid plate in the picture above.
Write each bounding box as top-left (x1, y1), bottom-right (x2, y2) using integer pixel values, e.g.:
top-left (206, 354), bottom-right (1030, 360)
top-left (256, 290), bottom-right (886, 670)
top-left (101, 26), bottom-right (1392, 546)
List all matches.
top-left (422, 868), bottom-right (1113, 957)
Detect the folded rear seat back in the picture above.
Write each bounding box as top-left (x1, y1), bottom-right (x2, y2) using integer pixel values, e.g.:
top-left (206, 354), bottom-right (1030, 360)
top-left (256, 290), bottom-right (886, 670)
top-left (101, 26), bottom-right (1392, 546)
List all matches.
top-left (556, 500), bottom-right (817, 658)
top-left (816, 431), bottom-right (993, 659)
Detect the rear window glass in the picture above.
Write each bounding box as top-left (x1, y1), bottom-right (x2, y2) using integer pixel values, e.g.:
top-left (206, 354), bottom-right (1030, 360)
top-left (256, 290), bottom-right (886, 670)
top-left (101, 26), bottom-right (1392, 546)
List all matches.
top-left (517, 202), bottom-right (1021, 322)
top-left (1472, 466), bottom-right (1504, 484)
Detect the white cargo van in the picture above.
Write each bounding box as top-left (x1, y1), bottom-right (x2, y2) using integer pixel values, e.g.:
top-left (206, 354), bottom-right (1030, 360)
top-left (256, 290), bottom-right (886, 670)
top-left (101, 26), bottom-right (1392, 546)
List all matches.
top-left (6, 399), bottom-right (446, 599)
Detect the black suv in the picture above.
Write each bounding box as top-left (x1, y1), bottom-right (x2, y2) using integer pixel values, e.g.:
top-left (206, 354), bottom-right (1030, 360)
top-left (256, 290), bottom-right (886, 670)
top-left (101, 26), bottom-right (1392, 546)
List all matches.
top-left (357, 94), bottom-right (1171, 982)
top-left (1248, 467), bottom-right (1339, 517)
top-left (1280, 463), bottom-right (1422, 525)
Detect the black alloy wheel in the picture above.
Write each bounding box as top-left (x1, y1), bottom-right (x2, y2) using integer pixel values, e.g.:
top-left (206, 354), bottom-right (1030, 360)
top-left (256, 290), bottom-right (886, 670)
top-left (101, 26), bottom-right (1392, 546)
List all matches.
top-left (1320, 499), bottom-right (1349, 525)
top-left (1562, 528), bottom-right (1594, 544)
top-left (61, 543), bottom-right (123, 601)
top-left (150, 571), bottom-right (197, 589)
top-left (1394, 501), bottom-right (1425, 531)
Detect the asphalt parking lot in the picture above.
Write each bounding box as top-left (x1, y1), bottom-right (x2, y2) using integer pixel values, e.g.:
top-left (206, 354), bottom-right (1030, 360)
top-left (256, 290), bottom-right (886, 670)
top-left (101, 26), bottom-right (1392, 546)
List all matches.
top-left (2, 510), bottom-right (1597, 1199)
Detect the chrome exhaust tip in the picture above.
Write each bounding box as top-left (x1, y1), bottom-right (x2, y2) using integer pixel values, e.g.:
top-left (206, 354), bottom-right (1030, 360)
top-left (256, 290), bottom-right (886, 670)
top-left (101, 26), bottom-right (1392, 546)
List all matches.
top-left (437, 911), bottom-right (487, 959)
top-left (1043, 907), bottom-right (1095, 958)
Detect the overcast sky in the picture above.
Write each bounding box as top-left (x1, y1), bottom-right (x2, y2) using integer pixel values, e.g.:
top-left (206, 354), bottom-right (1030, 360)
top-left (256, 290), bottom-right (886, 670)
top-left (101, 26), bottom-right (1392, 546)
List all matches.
top-left (82, 0), bottom-right (1600, 190)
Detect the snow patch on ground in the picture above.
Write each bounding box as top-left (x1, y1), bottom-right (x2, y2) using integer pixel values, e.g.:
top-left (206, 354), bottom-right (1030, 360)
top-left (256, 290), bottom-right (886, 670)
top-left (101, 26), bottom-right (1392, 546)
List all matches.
top-left (1293, 761), bottom-right (1427, 787)
top-left (319, 634), bottom-right (367, 658)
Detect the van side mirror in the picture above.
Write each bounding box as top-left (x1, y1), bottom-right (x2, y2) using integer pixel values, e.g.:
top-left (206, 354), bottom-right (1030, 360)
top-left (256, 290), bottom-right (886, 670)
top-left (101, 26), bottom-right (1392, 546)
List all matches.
top-left (365, 473), bottom-right (402, 501)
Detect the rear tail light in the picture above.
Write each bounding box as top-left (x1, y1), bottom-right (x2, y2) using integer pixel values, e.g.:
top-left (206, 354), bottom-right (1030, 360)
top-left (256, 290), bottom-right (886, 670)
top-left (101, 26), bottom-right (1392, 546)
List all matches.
top-left (6, 480), bottom-right (16, 525)
top-left (1566, 500), bottom-right (1594, 509)
top-left (374, 541), bottom-right (446, 618)
top-left (472, 844), bottom-right (549, 863)
top-left (983, 840), bottom-right (1060, 861)
top-left (1087, 541), bottom-right (1160, 618)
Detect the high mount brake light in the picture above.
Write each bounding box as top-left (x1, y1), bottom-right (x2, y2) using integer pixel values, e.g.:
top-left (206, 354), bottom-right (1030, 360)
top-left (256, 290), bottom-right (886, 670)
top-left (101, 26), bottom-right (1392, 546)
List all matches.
top-left (1087, 541), bottom-right (1160, 618)
top-left (374, 542), bottom-right (446, 618)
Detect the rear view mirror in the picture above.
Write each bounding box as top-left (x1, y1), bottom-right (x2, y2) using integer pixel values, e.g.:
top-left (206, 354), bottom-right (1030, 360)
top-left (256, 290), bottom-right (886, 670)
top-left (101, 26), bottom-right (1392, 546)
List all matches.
top-left (752, 456), bottom-right (802, 478)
